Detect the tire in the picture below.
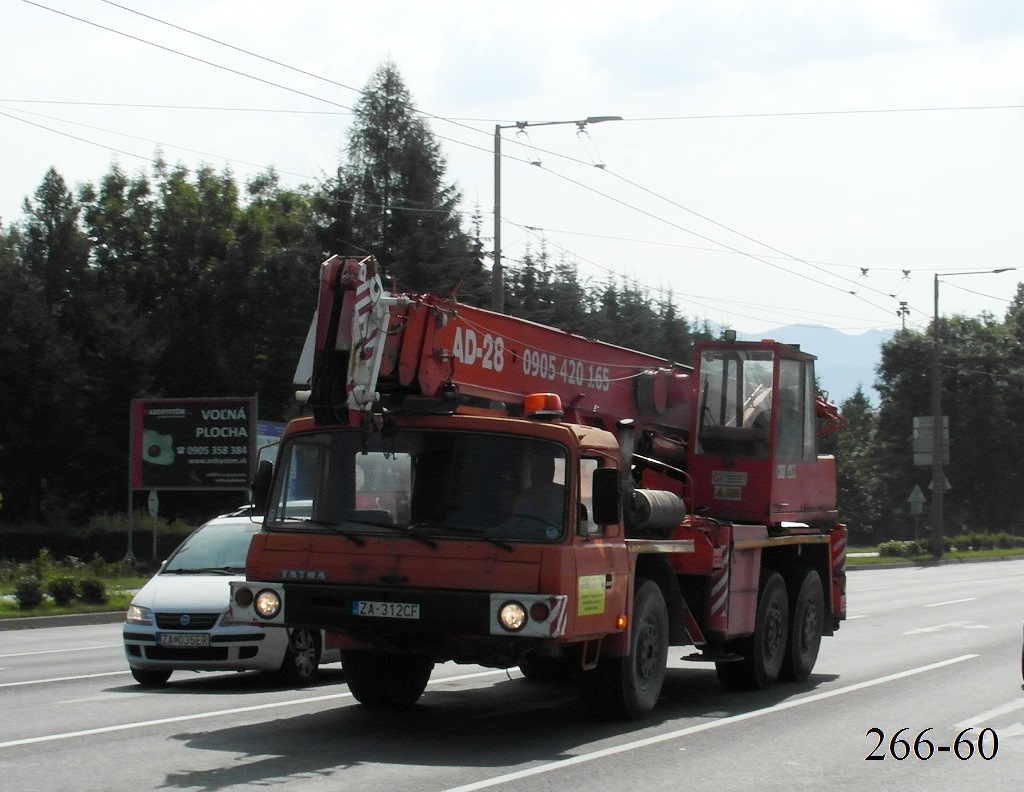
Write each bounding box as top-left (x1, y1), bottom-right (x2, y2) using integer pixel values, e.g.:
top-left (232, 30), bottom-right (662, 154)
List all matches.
top-left (131, 668), bottom-right (172, 687)
top-left (342, 651), bottom-right (434, 707)
top-left (580, 579), bottom-right (669, 719)
top-left (716, 570), bottom-right (789, 690)
top-left (276, 628), bottom-right (322, 685)
top-left (780, 570), bottom-right (824, 682)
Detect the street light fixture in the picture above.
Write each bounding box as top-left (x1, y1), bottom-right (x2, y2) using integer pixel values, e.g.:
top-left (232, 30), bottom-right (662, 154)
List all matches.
top-left (492, 115), bottom-right (623, 312)
top-left (930, 267), bottom-right (1016, 557)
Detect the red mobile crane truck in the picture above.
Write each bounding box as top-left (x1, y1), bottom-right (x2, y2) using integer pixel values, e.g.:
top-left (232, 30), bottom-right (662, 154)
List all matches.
top-left (229, 254), bottom-right (847, 718)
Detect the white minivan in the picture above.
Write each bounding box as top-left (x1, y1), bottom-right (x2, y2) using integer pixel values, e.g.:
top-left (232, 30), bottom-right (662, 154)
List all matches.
top-left (123, 512), bottom-right (338, 686)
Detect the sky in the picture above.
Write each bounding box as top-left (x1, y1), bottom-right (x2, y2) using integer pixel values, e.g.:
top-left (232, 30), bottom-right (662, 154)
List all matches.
top-left (3, 0), bottom-right (1024, 336)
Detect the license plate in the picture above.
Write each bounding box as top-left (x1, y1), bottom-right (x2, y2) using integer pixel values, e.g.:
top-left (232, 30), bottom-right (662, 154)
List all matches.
top-left (157, 632), bottom-right (211, 648)
top-left (352, 600), bottom-right (420, 619)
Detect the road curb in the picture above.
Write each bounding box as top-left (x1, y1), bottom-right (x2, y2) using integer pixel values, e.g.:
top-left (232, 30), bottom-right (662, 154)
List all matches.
top-left (0, 611), bottom-right (124, 631)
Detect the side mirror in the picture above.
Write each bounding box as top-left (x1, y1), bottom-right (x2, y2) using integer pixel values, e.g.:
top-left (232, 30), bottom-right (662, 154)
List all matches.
top-left (591, 467), bottom-right (621, 526)
top-left (250, 460), bottom-right (274, 515)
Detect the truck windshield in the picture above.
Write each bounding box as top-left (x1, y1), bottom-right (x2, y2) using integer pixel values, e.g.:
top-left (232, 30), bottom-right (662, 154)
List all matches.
top-left (267, 430), bottom-right (569, 543)
top-left (696, 349), bottom-right (775, 459)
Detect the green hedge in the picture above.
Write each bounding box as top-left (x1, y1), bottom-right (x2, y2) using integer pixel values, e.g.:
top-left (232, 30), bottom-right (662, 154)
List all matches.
top-left (878, 532), bottom-right (1024, 557)
top-left (0, 513), bottom-right (197, 564)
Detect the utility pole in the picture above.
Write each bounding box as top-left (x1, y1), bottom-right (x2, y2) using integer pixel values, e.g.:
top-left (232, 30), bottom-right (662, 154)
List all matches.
top-left (930, 274), bottom-right (944, 557)
top-left (930, 268), bottom-right (1015, 557)
top-left (492, 115), bottom-right (622, 313)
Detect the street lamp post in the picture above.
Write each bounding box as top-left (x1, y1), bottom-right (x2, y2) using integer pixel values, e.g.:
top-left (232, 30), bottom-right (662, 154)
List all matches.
top-left (930, 268), bottom-right (1015, 557)
top-left (492, 115), bottom-right (622, 313)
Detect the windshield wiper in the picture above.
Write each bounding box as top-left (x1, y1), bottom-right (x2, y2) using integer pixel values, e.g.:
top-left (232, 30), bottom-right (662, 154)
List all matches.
top-left (347, 518), bottom-right (438, 549)
top-left (408, 523), bottom-right (514, 553)
top-left (314, 522), bottom-right (368, 545)
top-left (163, 566), bottom-right (242, 575)
top-left (312, 518), bottom-right (442, 549)
top-left (267, 516), bottom-right (367, 545)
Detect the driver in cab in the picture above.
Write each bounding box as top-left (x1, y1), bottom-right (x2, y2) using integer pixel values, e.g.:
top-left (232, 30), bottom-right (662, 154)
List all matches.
top-left (496, 450), bottom-right (565, 538)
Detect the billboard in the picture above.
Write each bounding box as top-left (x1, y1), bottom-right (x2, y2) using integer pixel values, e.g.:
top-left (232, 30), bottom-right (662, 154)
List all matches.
top-left (130, 397), bottom-right (257, 490)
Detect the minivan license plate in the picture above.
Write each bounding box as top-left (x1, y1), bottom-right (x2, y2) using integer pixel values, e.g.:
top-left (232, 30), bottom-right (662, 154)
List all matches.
top-left (157, 632), bottom-right (210, 647)
top-left (353, 600), bottom-right (420, 619)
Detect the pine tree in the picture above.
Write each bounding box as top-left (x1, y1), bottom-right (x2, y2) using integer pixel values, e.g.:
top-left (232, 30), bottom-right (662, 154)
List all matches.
top-left (8, 170), bottom-right (93, 520)
top-left (340, 60), bottom-right (478, 293)
top-left (834, 388), bottom-right (882, 543)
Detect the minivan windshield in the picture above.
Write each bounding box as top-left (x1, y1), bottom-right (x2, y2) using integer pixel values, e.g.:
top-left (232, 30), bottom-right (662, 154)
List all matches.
top-left (163, 519), bottom-right (262, 574)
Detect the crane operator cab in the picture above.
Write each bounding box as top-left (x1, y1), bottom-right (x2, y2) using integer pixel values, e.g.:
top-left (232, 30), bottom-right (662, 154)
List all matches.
top-left (688, 339), bottom-right (837, 528)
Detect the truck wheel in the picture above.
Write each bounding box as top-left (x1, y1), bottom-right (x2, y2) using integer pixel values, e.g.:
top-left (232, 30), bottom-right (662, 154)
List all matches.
top-left (131, 668), bottom-right (172, 687)
top-left (580, 579), bottom-right (669, 719)
top-left (275, 628), bottom-right (321, 685)
top-left (716, 570), bottom-right (789, 690)
top-left (342, 651), bottom-right (434, 707)
top-left (780, 570), bottom-right (824, 682)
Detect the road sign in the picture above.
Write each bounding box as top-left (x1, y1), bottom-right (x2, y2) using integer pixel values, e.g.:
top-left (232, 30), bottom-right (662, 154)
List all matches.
top-left (907, 485), bottom-right (926, 515)
top-left (912, 416), bottom-right (949, 465)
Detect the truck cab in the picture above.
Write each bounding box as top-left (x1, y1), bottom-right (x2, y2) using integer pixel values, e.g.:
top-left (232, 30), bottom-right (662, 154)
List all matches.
top-left (689, 339), bottom-right (838, 527)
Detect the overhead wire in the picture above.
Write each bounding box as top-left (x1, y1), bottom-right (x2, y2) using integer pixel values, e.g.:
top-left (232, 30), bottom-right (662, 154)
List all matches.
top-left (16, 0), bottom-right (1017, 334)
top-left (506, 221), bottom-right (889, 332)
top-left (0, 101), bottom-right (985, 330)
top-left (96, 0), bottom-right (494, 142)
top-left (504, 153), bottom-right (904, 322)
top-left (0, 99), bottom-right (353, 115)
top-left (485, 120), bottom-right (919, 319)
top-left (942, 281), bottom-right (1016, 305)
top-left (626, 105), bottom-right (1024, 122)
top-left (0, 102), bottom-right (314, 180)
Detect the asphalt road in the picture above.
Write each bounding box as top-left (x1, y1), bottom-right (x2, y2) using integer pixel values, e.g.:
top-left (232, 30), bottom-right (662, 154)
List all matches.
top-left (1, 561), bottom-right (1021, 792)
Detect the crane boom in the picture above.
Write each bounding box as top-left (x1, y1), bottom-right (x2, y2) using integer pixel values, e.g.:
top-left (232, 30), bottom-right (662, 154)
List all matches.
top-left (300, 254), bottom-right (692, 438)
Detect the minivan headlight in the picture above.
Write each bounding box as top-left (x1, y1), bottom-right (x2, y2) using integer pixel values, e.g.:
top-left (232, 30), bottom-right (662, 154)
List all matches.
top-left (126, 604), bottom-right (154, 625)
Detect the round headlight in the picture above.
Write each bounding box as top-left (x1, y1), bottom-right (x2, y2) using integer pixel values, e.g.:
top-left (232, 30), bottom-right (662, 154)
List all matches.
top-left (498, 601), bottom-right (528, 632)
top-left (254, 589), bottom-right (282, 619)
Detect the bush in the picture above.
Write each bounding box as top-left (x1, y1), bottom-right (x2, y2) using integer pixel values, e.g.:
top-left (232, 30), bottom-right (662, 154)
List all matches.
top-left (47, 576), bottom-right (78, 605)
top-left (878, 540), bottom-right (921, 558)
top-left (14, 575), bottom-right (44, 609)
top-left (79, 578), bottom-right (108, 605)
top-left (31, 548), bottom-right (55, 578)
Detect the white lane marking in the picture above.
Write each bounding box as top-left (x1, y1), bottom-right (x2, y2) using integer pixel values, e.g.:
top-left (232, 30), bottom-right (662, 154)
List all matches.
top-left (0, 671), bottom-right (129, 689)
top-left (0, 645), bottom-right (122, 659)
top-left (903, 621), bottom-right (990, 635)
top-left (846, 615), bottom-right (867, 620)
top-left (925, 598), bottom-right (978, 608)
top-left (439, 654), bottom-right (979, 792)
top-left (954, 698), bottom-right (1024, 730)
top-left (0, 668), bottom-right (505, 749)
